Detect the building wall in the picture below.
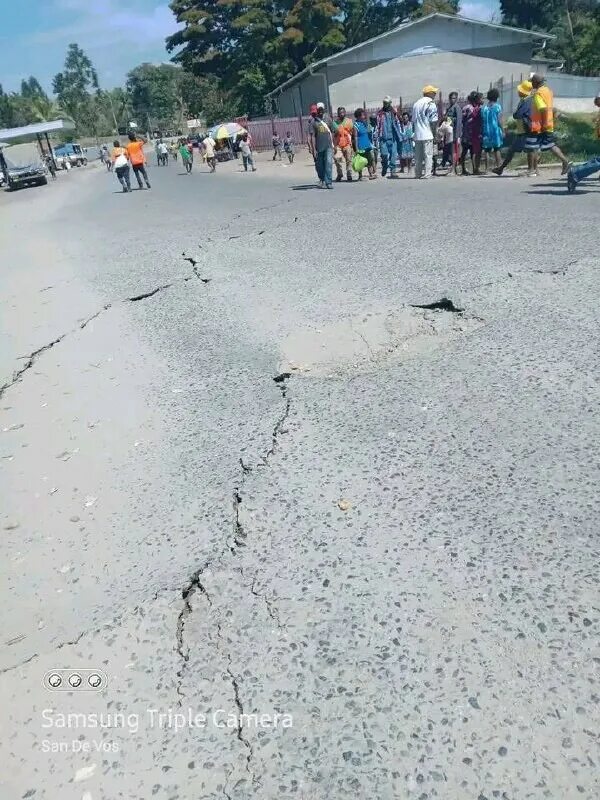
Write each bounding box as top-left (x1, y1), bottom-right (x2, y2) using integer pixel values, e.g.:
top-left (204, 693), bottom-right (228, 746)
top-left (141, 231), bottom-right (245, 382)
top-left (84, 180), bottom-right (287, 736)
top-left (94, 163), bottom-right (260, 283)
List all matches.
top-left (277, 73), bottom-right (328, 117)
top-left (329, 51), bottom-right (532, 109)
top-left (328, 16), bottom-right (539, 67)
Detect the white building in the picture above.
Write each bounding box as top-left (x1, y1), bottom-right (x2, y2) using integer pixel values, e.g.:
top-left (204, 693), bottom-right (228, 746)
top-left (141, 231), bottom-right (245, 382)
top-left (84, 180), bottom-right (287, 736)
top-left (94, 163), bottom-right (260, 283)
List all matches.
top-left (267, 13), bottom-right (552, 114)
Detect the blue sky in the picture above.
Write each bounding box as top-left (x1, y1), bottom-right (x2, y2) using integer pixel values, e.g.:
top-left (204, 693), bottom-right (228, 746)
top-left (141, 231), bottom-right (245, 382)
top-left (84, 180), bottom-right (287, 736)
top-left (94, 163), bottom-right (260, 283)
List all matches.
top-left (0, 0), bottom-right (500, 94)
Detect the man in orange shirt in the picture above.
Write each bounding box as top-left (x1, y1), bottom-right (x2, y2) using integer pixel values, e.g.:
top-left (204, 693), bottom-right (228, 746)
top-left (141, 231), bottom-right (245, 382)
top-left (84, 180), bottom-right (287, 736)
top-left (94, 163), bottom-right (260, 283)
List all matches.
top-left (332, 107), bottom-right (354, 182)
top-left (530, 74), bottom-right (570, 175)
top-left (126, 132), bottom-right (151, 190)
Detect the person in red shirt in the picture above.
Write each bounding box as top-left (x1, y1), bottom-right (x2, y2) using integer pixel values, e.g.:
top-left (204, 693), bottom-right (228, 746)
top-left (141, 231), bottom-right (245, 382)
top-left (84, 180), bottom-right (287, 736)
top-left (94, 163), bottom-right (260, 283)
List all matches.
top-left (126, 132), bottom-right (151, 190)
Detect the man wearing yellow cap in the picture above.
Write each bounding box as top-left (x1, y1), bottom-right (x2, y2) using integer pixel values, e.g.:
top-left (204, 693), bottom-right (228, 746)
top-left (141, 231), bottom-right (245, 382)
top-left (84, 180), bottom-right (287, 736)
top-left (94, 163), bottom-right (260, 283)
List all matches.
top-left (411, 85), bottom-right (439, 179)
top-left (493, 80), bottom-right (533, 176)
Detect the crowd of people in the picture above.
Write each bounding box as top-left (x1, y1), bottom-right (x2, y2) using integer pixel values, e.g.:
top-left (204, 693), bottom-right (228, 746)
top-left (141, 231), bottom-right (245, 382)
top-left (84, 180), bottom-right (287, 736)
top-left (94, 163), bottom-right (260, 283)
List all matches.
top-left (306, 74), bottom-right (583, 188)
top-left (103, 74), bottom-right (599, 195)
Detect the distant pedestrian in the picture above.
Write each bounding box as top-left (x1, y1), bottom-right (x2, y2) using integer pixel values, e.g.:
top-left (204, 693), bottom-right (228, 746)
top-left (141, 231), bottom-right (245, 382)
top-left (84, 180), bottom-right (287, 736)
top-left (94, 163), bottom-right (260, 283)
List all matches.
top-left (111, 140), bottom-right (131, 192)
top-left (369, 115), bottom-right (379, 166)
top-left (399, 111), bottom-right (414, 173)
top-left (530, 73), bottom-right (571, 176)
top-left (126, 132), bottom-right (151, 189)
top-left (308, 102), bottom-right (334, 189)
top-left (353, 108), bottom-right (376, 181)
top-left (283, 131), bottom-right (295, 163)
top-left (460, 91), bottom-right (483, 175)
top-left (412, 85), bottom-right (439, 179)
top-left (437, 114), bottom-right (454, 169)
top-left (446, 91), bottom-right (462, 171)
top-left (376, 96), bottom-right (402, 178)
top-left (179, 140), bottom-right (193, 173)
top-left (170, 141), bottom-right (178, 161)
top-left (239, 133), bottom-right (257, 172)
top-left (272, 132), bottom-right (283, 160)
top-left (333, 106), bottom-right (354, 182)
top-left (203, 135), bottom-right (217, 172)
top-left (158, 140), bottom-right (169, 166)
top-left (482, 88), bottom-right (504, 169)
top-left (493, 80), bottom-right (533, 176)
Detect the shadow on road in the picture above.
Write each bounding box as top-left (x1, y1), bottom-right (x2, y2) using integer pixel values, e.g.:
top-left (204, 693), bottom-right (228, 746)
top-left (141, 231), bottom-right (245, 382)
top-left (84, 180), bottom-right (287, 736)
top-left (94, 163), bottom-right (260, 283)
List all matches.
top-left (291, 184), bottom-right (320, 191)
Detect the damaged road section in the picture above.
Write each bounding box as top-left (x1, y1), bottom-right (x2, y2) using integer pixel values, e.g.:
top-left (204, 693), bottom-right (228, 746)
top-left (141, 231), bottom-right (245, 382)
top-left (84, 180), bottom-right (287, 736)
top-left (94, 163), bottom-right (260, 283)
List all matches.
top-left (279, 305), bottom-right (484, 377)
top-left (0, 305), bottom-right (112, 400)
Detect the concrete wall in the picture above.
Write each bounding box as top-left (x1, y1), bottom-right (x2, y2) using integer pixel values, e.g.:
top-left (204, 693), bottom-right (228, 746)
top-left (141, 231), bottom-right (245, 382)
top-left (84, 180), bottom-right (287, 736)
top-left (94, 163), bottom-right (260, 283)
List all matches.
top-left (329, 51), bottom-right (531, 110)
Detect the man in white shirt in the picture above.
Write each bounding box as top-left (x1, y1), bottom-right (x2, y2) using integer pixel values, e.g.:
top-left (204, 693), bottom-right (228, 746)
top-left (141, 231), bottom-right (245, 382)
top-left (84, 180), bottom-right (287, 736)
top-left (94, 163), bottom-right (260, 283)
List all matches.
top-left (411, 85), bottom-right (439, 179)
top-left (203, 136), bottom-right (217, 172)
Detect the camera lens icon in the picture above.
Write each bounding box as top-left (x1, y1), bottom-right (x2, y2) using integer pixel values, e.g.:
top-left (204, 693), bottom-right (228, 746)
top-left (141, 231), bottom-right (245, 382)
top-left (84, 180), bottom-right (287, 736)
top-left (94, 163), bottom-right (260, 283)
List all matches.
top-left (44, 668), bottom-right (107, 691)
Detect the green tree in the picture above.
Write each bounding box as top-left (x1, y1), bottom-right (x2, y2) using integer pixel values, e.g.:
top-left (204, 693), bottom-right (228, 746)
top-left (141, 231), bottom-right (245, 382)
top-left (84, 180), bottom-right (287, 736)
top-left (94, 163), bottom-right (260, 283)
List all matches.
top-left (20, 77), bottom-right (57, 122)
top-left (52, 44), bottom-right (100, 133)
top-left (415, 0), bottom-right (459, 15)
top-left (501, 0), bottom-right (600, 76)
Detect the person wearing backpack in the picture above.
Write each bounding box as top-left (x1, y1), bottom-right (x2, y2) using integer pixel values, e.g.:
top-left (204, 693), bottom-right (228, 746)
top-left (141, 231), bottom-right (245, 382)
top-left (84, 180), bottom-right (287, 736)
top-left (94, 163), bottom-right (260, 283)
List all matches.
top-left (111, 140), bottom-right (131, 192)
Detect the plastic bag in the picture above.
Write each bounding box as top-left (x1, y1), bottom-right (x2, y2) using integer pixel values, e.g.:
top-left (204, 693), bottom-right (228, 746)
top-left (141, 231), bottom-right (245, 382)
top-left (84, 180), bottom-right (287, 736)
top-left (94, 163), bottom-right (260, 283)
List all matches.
top-left (352, 153), bottom-right (368, 172)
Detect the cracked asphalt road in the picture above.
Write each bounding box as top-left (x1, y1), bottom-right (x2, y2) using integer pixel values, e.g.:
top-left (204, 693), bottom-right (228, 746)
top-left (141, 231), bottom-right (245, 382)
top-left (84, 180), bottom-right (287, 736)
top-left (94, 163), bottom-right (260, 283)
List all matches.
top-left (1, 155), bottom-right (598, 800)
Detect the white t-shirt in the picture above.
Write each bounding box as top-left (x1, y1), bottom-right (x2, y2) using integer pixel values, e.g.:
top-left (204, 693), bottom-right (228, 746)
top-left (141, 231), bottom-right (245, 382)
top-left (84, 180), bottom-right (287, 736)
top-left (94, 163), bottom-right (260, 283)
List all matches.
top-left (411, 96), bottom-right (439, 141)
top-left (203, 137), bottom-right (216, 157)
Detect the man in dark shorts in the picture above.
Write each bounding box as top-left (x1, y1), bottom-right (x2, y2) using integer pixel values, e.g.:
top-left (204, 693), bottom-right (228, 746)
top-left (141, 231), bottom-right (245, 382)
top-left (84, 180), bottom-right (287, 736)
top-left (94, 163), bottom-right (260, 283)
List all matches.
top-left (529, 74), bottom-right (571, 176)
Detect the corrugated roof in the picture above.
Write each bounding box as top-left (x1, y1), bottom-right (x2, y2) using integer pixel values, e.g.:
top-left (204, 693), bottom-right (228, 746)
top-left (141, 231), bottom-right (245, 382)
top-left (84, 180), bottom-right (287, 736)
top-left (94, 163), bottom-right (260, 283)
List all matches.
top-left (0, 118), bottom-right (75, 142)
top-left (267, 13), bottom-right (553, 97)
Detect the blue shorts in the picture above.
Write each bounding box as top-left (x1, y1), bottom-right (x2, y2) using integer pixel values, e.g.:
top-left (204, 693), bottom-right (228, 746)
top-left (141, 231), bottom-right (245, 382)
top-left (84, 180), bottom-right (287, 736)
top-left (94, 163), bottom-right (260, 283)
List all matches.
top-left (525, 133), bottom-right (557, 152)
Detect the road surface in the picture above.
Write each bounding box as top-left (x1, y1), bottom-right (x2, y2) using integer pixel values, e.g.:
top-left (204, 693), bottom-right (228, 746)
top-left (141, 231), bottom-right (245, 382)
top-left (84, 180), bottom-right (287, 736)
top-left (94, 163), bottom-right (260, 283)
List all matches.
top-left (1, 154), bottom-right (598, 800)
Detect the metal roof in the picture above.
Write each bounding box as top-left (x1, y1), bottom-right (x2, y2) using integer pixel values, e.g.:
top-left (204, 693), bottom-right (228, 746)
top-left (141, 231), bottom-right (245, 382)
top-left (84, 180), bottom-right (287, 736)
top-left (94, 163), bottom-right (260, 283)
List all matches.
top-left (0, 118), bottom-right (75, 142)
top-left (267, 13), bottom-right (553, 97)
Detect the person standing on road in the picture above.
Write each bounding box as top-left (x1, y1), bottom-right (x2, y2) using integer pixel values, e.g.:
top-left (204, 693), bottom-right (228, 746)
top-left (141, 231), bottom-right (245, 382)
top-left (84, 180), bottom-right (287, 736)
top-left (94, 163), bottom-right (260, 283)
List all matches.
top-left (126, 132), bottom-right (151, 189)
top-left (239, 133), bottom-right (257, 172)
top-left (283, 131), bottom-right (295, 163)
top-left (179, 140), bottom-right (193, 173)
top-left (376, 96), bottom-right (402, 178)
top-left (272, 132), bottom-right (283, 161)
top-left (530, 73), bottom-right (571, 176)
top-left (437, 114), bottom-right (454, 170)
top-left (446, 91), bottom-right (461, 172)
top-left (308, 102), bottom-right (334, 189)
top-left (482, 88), bottom-right (504, 169)
top-left (353, 108), bottom-right (377, 181)
top-left (202, 135), bottom-right (217, 172)
top-left (412, 85), bottom-right (439, 179)
top-left (111, 140), bottom-right (131, 192)
top-left (369, 115), bottom-right (380, 168)
top-left (399, 111), bottom-right (414, 173)
top-left (332, 107), bottom-right (354, 183)
top-left (493, 80), bottom-right (534, 176)
top-left (158, 140), bottom-right (169, 166)
top-left (460, 91), bottom-right (483, 175)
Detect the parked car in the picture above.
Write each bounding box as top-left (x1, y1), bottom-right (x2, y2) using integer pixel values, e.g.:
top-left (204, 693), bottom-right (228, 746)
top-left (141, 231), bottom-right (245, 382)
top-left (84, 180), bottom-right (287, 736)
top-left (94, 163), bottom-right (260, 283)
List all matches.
top-left (3, 160), bottom-right (48, 190)
top-left (53, 143), bottom-right (87, 167)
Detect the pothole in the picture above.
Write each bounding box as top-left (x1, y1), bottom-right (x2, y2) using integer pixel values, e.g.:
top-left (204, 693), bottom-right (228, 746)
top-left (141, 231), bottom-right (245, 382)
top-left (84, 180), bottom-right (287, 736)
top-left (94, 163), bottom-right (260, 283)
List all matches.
top-left (280, 304), bottom-right (484, 377)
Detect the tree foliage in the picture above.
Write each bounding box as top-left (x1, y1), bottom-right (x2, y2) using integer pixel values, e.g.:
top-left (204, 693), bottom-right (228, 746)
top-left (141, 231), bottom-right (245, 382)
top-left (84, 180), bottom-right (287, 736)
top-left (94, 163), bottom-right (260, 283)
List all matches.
top-left (52, 44), bottom-right (101, 133)
top-left (166, 0), bottom-right (459, 114)
top-left (501, 0), bottom-right (600, 76)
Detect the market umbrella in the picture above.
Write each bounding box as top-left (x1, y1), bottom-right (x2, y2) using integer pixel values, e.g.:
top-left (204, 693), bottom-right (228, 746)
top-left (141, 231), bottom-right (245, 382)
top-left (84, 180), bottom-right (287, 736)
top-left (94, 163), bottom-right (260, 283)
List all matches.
top-left (209, 122), bottom-right (246, 140)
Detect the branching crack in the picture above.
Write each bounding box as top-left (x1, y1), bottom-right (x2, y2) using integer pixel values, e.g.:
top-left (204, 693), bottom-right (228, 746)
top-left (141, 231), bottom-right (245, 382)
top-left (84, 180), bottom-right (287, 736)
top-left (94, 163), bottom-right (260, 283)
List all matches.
top-left (250, 577), bottom-right (282, 628)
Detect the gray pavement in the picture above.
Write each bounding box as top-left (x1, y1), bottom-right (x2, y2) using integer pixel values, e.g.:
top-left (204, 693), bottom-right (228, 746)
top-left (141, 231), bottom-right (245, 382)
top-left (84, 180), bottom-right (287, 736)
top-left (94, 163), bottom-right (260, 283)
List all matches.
top-left (0, 152), bottom-right (598, 800)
